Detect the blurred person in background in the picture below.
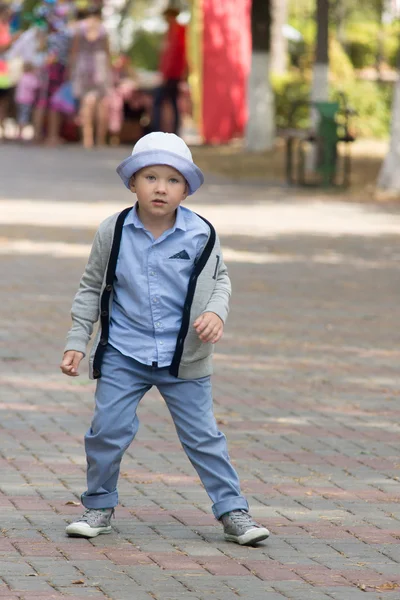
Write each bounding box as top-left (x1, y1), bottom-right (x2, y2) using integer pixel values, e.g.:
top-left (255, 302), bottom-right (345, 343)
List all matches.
top-left (69, 4), bottom-right (112, 148)
top-left (107, 52), bottom-right (137, 145)
top-left (0, 3), bottom-right (21, 139)
top-left (151, 1), bottom-right (186, 135)
top-left (7, 18), bottom-right (48, 67)
top-left (32, 8), bottom-right (71, 144)
top-left (54, 0), bottom-right (75, 23)
top-left (9, 1), bottom-right (22, 34)
top-left (14, 61), bottom-right (39, 138)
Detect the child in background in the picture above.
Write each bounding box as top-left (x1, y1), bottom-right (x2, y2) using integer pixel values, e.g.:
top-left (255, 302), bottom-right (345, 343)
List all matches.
top-left (107, 53), bottom-right (137, 145)
top-left (15, 62), bottom-right (39, 138)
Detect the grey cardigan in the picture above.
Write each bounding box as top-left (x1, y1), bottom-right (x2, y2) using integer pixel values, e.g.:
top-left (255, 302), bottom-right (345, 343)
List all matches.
top-left (64, 207), bottom-right (231, 380)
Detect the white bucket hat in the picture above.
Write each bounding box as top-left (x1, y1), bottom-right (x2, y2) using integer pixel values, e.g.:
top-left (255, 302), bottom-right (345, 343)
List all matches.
top-left (116, 132), bottom-right (204, 195)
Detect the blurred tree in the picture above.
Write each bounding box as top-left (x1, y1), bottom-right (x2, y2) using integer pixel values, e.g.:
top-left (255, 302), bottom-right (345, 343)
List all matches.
top-left (329, 0), bottom-right (384, 43)
top-left (374, 0), bottom-right (391, 78)
top-left (288, 0), bottom-right (392, 68)
top-left (330, 0), bottom-right (346, 45)
top-left (376, 50), bottom-right (400, 191)
top-left (127, 29), bottom-right (163, 70)
top-left (311, 0), bottom-right (329, 104)
top-left (271, 0), bottom-right (288, 74)
top-left (245, 0), bottom-right (275, 151)
top-left (108, 0), bottom-right (148, 53)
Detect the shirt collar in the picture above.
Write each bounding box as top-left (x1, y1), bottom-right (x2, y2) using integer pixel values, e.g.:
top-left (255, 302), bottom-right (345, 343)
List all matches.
top-left (125, 203), bottom-right (187, 232)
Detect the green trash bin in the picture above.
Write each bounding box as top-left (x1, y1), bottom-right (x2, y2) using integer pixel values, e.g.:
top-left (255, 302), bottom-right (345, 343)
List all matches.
top-left (284, 97), bottom-right (355, 187)
top-left (313, 101), bottom-right (339, 186)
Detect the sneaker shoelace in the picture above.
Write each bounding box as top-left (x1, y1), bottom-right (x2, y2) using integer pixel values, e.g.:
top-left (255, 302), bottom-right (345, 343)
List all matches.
top-left (77, 508), bottom-right (113, 525)
top-left (228, 510), bottom-right (258, 528)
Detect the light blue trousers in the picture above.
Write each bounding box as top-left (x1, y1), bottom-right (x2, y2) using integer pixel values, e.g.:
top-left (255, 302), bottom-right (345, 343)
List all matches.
top-left (82, 344), bottom-right (249, 519)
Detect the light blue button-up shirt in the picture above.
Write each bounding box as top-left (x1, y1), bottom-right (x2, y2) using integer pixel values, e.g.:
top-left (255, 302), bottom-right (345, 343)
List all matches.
top-left (108, 204), bottom-right (209, 367)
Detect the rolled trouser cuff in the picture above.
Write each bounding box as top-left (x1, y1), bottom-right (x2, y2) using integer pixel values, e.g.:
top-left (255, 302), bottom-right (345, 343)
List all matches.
top-left (212, 495), bottom-right (249, 520)
top-left (81, 490), bottom-right (118, 509)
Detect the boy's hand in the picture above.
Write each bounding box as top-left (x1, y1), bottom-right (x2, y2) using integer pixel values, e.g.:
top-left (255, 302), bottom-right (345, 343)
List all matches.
top-left (193, 312), bottom-right (224, 344)
top-left (60, 351), bottom-right (84, 376)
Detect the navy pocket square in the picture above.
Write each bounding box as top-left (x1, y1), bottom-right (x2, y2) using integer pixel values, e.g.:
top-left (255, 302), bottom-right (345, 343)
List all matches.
top-left (169, 250), bottom-right (190, 260)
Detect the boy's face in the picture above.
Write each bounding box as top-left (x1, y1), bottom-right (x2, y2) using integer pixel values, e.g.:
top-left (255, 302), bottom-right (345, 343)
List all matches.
top-left (129, 165), bottom-right (188, 222)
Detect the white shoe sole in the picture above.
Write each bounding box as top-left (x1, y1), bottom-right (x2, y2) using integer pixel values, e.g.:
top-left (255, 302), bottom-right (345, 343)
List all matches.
top-left (66, 523), bottom-right (112, 538)
top-left (225, 527), bottom-right (270, 545)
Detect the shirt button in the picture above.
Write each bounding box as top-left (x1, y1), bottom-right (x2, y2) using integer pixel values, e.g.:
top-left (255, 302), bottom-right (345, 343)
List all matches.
top-left (159, 341), bottom-right (164, 345)
top-left (150, 271), bottom-right (156, 276)
top-left (156, 322), bottom-right (161, 327)
top-left (153, 298), bottom-right (157, 303)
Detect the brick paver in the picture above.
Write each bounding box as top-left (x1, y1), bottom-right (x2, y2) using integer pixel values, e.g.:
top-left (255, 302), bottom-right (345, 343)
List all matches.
top-left (1, 143), bottom-right (400, 599)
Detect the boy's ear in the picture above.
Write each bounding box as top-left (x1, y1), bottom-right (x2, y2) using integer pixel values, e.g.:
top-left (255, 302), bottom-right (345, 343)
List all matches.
top-left (128, 176), bottom-right (136, 192)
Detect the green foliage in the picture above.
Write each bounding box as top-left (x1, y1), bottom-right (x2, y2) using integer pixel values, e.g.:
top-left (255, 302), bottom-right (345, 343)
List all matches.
top-left (288, 17), bottom-right (315, 70)
top-left (272, 71), bottom-right (393, 139)
top-left (329, 0), bottom-right (384, 26)
top-left (333, 80), bottom-right (393, 138)
top-left (284, 0), bottom-right (398, 138)
top-left (127, 30), bottom-right (163, 72)
top-left (288, 20), bottom-right (399, 72)
top-left (344, 22), bottom-right (379, 68)
top-left (272, 72), bottom-right (311, 129)
top-left (329, 37), bottom-right (354, 81)
top-left (382, 23), bottom-right (400, 68)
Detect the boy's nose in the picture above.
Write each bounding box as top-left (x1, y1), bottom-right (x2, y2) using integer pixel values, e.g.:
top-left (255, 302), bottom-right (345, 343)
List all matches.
top-left (155, 180), bottom-right (167, 192)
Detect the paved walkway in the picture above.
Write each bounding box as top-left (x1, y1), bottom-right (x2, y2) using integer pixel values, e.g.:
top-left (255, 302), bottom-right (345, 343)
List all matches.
top-left (1, 144), bottom-right (400, 600)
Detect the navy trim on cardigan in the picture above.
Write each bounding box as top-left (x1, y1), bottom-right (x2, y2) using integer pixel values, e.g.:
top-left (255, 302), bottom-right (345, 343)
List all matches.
top-left (91, 208), bottom-right (216, 379)
top-left (169, 214), bottom-right (216, 377)
top-left (92, 207), bottom-right (133, 378)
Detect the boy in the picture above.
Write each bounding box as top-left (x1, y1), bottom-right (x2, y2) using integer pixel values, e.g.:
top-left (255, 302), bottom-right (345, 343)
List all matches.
top-left (60, 132), bottom-right (270, 546)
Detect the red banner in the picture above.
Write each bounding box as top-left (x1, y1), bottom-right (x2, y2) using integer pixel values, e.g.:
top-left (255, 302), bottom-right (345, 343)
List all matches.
top-left (201, 0), bottom-right (251, 143)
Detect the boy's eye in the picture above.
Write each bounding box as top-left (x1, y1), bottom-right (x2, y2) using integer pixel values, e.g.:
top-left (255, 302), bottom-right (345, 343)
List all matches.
top-left (146, 175), bottom-right (156, 181)
top-left (169, 178), bottom-right (179, 184)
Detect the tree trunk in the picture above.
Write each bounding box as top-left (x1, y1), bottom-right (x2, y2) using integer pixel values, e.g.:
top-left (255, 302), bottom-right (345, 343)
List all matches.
top-left (311, 0), bottom-right (329, 104)
top-left (377, 68), bottom-right (400, 191)
top-left (270, 0), bottom-right (288, 75)
top-left (245, 0), bottom-right (275, 151)
top-left (333, 0), bottom-right (347, 47)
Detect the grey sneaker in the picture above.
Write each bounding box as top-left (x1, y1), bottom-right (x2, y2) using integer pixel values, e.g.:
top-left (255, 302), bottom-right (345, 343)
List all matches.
top-left (66, 508), bottom-right (115, 538)
top-left (221, 510), bottom-right (270, 545)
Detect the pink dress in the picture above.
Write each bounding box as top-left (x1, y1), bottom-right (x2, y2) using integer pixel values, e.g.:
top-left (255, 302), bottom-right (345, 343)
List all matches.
top-left (16, 72), bottom-right (39, 105)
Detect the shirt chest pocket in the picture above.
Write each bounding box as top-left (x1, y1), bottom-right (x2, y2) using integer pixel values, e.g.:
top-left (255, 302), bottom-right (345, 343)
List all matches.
top-left (162, 247), bottom-right (195, 280)
top-left (166, 248), bottom-right (192, 261)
